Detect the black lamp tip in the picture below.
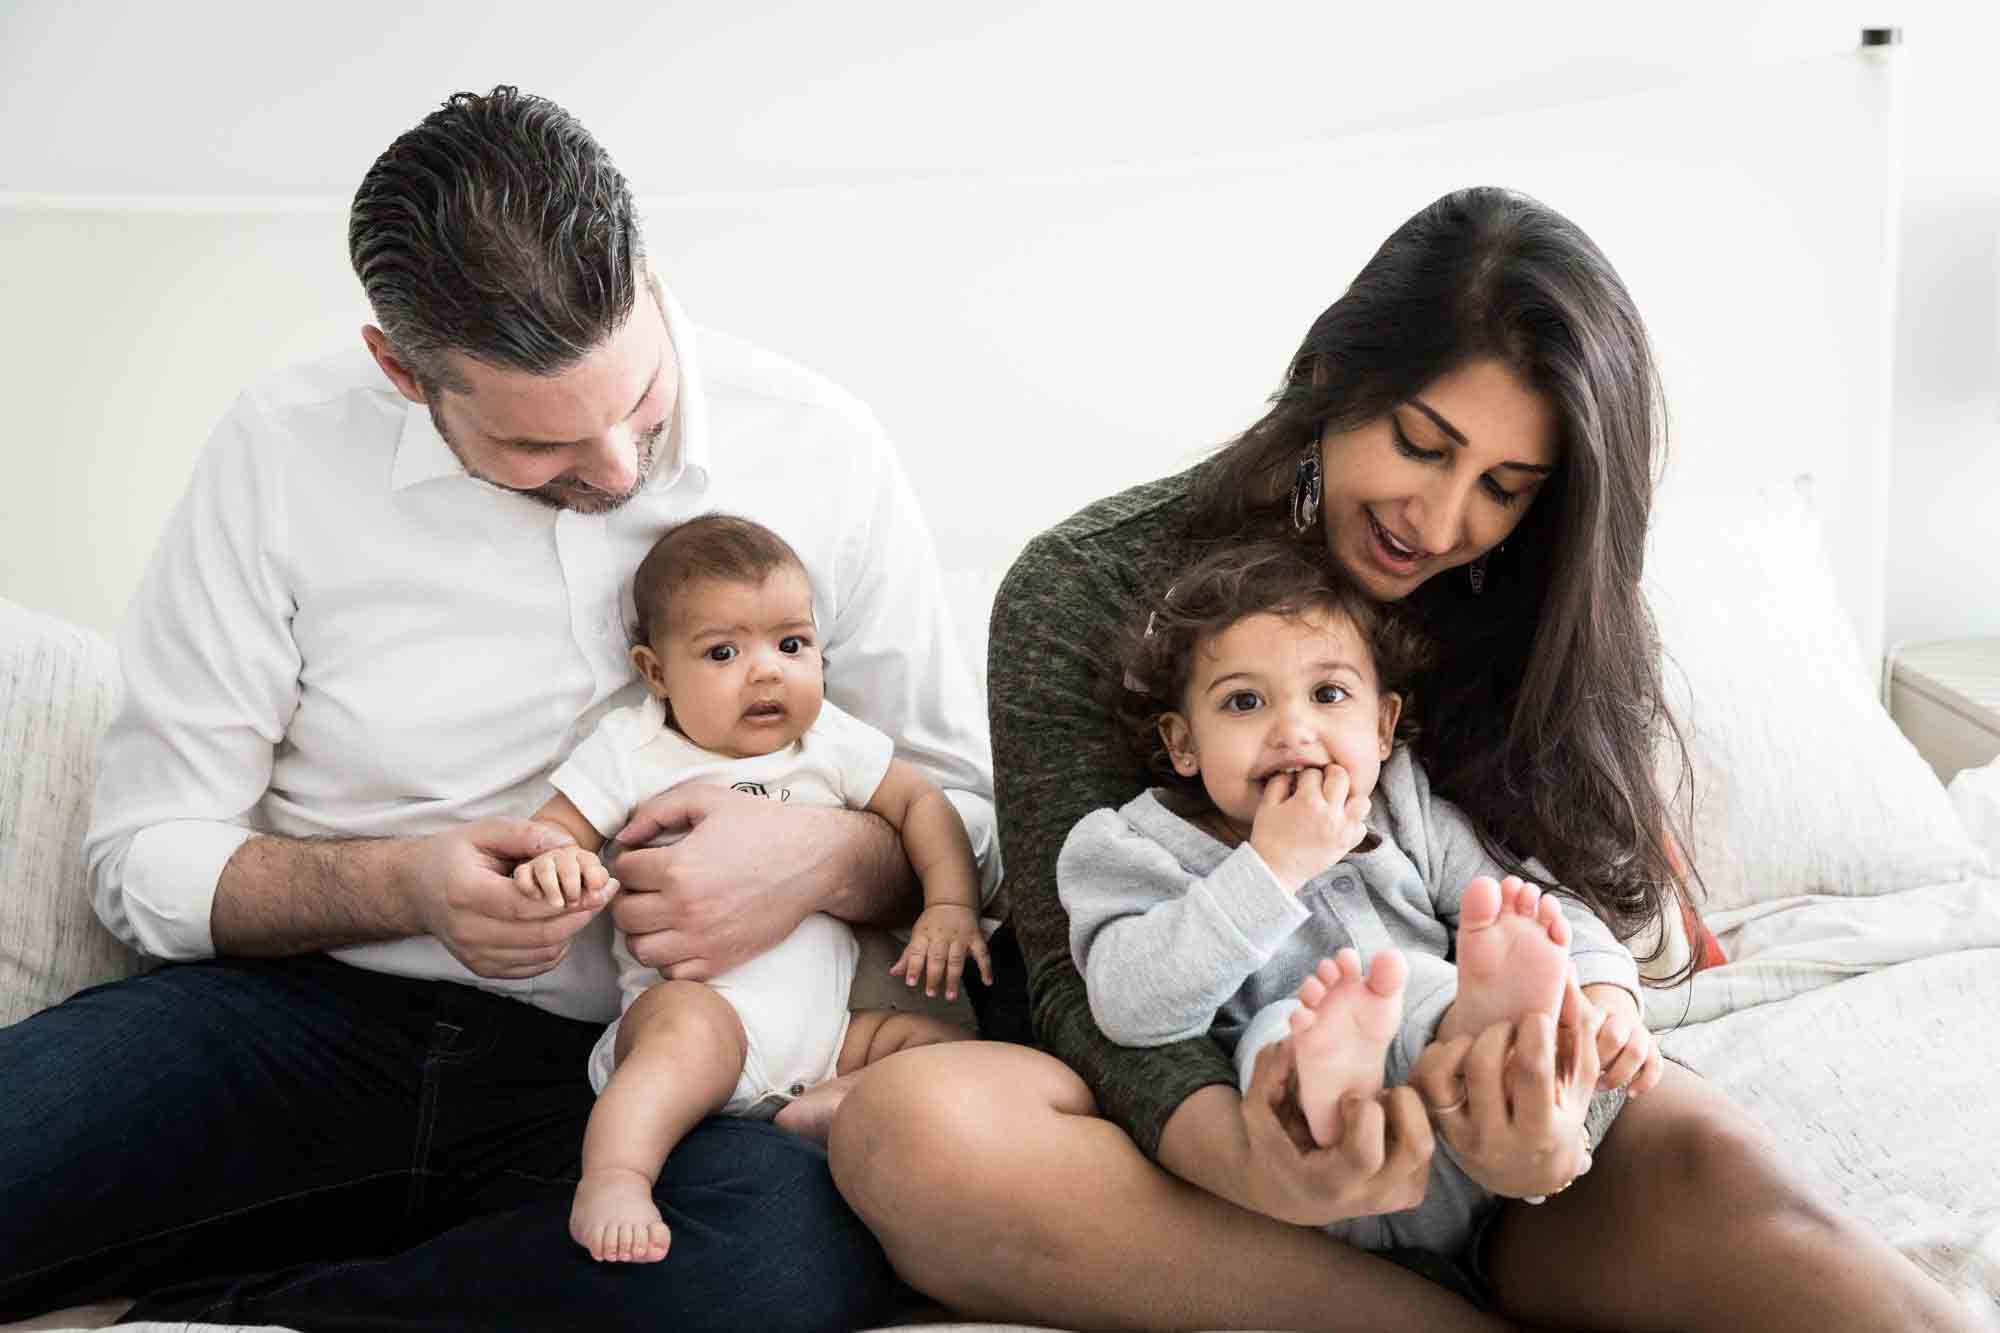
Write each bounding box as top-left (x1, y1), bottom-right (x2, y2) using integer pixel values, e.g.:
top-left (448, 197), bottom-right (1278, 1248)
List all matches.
top-left (1861, 27), bottom-right (1902, 47)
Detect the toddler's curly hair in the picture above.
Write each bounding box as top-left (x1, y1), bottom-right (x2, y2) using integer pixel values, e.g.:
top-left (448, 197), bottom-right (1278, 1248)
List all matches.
top-left (1114, 541), bottom-right (1435, 798)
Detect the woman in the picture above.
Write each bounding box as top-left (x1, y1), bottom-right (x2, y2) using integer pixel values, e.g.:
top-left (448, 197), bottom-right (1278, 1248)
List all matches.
top-left (828, 188), bottom-right (1975, 1331)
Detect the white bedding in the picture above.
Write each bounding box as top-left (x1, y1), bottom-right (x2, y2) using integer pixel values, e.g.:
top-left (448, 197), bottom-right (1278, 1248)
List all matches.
top-left (1660, 937), bottom-right (2000, 1325)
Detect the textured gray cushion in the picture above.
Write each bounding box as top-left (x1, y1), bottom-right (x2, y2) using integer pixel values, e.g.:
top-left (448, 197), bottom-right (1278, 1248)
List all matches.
top-left (0, 599), bottom-right (143, 1027)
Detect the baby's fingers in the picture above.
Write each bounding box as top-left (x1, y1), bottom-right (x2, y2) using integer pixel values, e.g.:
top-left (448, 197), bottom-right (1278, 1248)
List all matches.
top-left (923, 935), bottom-right (949, 997)
top-left (968, 933), bottom-right (994, 986)
top-left (942, 937), bottom-right (969, 1001)
top-left (555, 853), bottom-right (585, 905)
top-left (1625, 1035), bottom-right (1665, 1098)
top-left (531, 858), bottom-right (567, 908)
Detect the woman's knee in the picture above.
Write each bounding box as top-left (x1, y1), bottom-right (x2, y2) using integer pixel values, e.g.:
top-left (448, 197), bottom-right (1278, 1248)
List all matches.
top-left (1644, 1091), bottom-right (1843, 1238)
top-left (827, 1042), bottom-right (1094, 1292)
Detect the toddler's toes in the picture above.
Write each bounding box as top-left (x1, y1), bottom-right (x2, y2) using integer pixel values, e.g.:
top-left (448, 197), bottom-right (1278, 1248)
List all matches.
top-left (1365, 947), bottom-right (1408, 998)
top-left (1298, 972), bottom-right (1329, 1010)
top-left (1459, 876), bottom-right (1502, 930)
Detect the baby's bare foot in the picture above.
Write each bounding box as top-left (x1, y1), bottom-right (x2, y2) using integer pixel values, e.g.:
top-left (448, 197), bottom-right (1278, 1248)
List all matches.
top-left (570, 1166), bottom-right (670, 1263)
top-left (1439, 875), bottom-right (1572, 1045)
top-left (772, 1072), bottom-right (861, 1145)
top-left (1289, 948), bottom-right (1408, 1148)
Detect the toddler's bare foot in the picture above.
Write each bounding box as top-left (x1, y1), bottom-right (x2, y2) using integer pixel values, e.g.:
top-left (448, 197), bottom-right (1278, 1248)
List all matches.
top-left (1288, 947), bottom-right (1408, 1148)
top-left (570, 1165), bottom-right (671, 1263)
top-left (1438, 875), bottom-right (1572, 1045)
top-left (772, 1072), bottom-right (861, 1145)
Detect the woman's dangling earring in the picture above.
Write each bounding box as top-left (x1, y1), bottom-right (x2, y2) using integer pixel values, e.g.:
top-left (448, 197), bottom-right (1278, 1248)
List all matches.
top-left (1468, 553), bottom-right (1489, 596)
top-left (1291, 441), bottom-right (1322, 535)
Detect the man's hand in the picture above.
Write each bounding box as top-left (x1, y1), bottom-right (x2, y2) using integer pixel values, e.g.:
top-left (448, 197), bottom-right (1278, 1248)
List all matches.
top-left (1248, 765), bottom-right (1372, 892)
top-left (1582, 982), bottom-right (1664, 1096)
top-left (401, 817), bottom-right (612, 978)
top-left (1158, 1037), bottom-right (1434, 1229)
top-left (612, 783), bottom-right (888, 982)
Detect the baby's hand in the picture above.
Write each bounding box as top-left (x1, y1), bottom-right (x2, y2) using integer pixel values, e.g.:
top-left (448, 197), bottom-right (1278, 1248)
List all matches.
top-left (512, 844), bottom-right (617, 910)
top-left (889, 904), bottom-right (993, 1001)
top-left (1249, 765), bottom-right (1371, 892)
top-left (1583, 983), bottom-right (1663, 1097)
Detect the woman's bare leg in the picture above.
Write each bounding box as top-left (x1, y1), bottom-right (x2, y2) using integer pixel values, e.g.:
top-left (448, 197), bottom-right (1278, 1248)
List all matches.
top-left (1484, 1061), bottom-right (1982, 1332)
top-left (828, 1041), bottom-right (1516, 1333)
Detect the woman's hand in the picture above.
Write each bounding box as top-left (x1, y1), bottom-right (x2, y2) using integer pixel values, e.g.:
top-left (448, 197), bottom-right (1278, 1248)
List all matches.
top-left (1409, 977), bottom-right (1606, 1201)
top-left (1157, 1036), bottom-right (1433, 1228)
top-left (1582, 982), bottom-right (1664, 1096)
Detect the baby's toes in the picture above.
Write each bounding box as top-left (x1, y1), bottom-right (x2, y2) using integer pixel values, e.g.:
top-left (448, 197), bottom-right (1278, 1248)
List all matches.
top-left (1534, 892), bottom-right (1571, 944)
top-left (1297, 971), bottom-right (1329, 1010)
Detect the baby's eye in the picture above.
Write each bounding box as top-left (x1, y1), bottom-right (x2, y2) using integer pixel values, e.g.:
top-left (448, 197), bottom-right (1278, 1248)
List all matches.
top-left (705, 644), bottom-right (737, 663)
top-left (1313, 684), bottom-right (1350, 705)
top-left (779, 635), bottom-right (809, 655)
top-left (1222, 691), bottom-right (1262, 714)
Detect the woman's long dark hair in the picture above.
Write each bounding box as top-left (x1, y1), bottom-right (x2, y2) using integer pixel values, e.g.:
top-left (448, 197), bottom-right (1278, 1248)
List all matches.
top-left (1188, 186), bottom-right (1700, 980)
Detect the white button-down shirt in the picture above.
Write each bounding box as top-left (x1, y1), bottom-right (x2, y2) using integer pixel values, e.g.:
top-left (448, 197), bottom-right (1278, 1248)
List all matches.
top-left (85, 286), bottom-right (999, 1023)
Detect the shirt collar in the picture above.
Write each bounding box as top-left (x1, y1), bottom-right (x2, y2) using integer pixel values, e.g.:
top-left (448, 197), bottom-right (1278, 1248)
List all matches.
top-left (388, 270), bottom-right (711, 497)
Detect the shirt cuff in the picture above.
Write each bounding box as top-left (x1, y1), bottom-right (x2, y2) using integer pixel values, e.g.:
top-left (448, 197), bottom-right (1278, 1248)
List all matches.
top-left (549, 762), bottom-right (624, 844)
top-left (120, 820), bottom-right (255, 959)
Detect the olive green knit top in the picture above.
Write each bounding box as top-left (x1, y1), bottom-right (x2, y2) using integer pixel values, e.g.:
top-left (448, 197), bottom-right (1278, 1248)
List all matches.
top-left (987, 460), bottom-right (1230, 1158)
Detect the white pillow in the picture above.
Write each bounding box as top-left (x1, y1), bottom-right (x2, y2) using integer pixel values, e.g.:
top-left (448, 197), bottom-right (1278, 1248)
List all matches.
top-left (0, 599), bottom-right (144, 1027)
top-left (1645, 484), bottom-right (1991, 918)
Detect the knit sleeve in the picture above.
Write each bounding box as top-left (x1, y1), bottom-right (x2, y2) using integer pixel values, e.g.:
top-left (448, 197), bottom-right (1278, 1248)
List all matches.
top-left (988, 525), bottom-right (1239, 1159)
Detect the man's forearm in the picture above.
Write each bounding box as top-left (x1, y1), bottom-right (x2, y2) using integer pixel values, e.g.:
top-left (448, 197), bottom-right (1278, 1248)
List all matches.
top-left (816, 806), bottom-right (922, 927)
top-left (211, 834), bottom-right (418, 957)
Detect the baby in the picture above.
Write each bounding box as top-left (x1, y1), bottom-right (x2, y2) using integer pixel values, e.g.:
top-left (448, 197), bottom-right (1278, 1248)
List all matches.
top-left (514, 513), bottom-right (990, 1264)
top-left (1059, 540), bottom-right (1654, 1255)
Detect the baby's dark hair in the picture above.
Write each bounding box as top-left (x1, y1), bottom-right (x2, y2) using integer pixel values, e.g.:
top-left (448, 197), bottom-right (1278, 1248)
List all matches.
top-left (632, 513), bottom-right (807, 645)
top-left (1114, 541), bottom-right (1434, 796)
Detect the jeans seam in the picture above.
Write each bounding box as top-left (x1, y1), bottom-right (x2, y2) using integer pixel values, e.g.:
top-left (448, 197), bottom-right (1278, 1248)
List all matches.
top-left (198, 1257), bottom-right (371, 1320)
top-left (498, 1166), bottom-right (580, 1187)
top-left (0, 1167), bottom-right (411, 1290)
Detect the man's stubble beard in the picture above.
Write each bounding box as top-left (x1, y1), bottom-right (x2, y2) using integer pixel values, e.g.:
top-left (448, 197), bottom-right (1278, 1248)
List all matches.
top-left (429, 401), bottom-right (663, 515)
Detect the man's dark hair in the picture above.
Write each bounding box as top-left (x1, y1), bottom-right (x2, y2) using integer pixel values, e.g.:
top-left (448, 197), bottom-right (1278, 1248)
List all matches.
top-left (632, 514), bottom-right (809, 646)
top-left (349, 85), bottom-right (646, 395)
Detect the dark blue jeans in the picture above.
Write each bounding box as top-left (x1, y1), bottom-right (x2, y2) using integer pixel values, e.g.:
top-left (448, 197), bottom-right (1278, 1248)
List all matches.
top-left (0, 955), bottom-right (904, 1331)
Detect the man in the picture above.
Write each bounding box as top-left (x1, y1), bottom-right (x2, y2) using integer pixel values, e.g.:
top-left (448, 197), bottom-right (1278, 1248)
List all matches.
top-left (0, 86), bottom-right (997, 1332)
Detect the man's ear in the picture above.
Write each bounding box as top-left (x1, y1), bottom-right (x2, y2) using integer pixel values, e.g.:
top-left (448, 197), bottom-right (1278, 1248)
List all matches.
top-left (1159, 713), bottom-right (1200, 777)
top-left (630, 643), bottom-right (671, 700)
top-left (1377, 691), bottom-right (1404, 759)
top-left (360, 325), bottom-right (428, 406)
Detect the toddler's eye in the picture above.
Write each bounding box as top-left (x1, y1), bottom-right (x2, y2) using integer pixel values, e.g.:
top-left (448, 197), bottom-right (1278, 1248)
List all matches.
top-left (779, 635), bottom-right (808, 655)
top-left (1222, 691), bottom-right (1262, 714)
top-left (1313, 684), bottom-right (1350, 705)
top-left (705, 644), bottom-right (737, 663)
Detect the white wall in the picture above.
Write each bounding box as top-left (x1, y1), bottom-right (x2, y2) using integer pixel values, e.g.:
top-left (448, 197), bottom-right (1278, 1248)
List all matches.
top-left (1, 0), bottom-right (1992, 645)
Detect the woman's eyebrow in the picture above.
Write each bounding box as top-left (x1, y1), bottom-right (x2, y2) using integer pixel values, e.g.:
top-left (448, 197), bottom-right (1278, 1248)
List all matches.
top-left (1409, 396), bottom-right (1554, 475)
top-left (1408, 398), bottom-right (1467, 445)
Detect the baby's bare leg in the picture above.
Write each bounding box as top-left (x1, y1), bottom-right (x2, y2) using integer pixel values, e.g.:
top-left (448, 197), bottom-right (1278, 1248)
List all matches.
top-left (572, 981), bottom-right (747, 1264)
top-left (772, 1009), bottom-right (970, 1144)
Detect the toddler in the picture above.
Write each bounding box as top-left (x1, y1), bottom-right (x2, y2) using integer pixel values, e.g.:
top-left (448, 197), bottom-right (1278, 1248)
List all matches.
top-left (516, 514), bottom-right (990, 1263)
top-left (1059, 540), bottom-right (1654, 1255)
